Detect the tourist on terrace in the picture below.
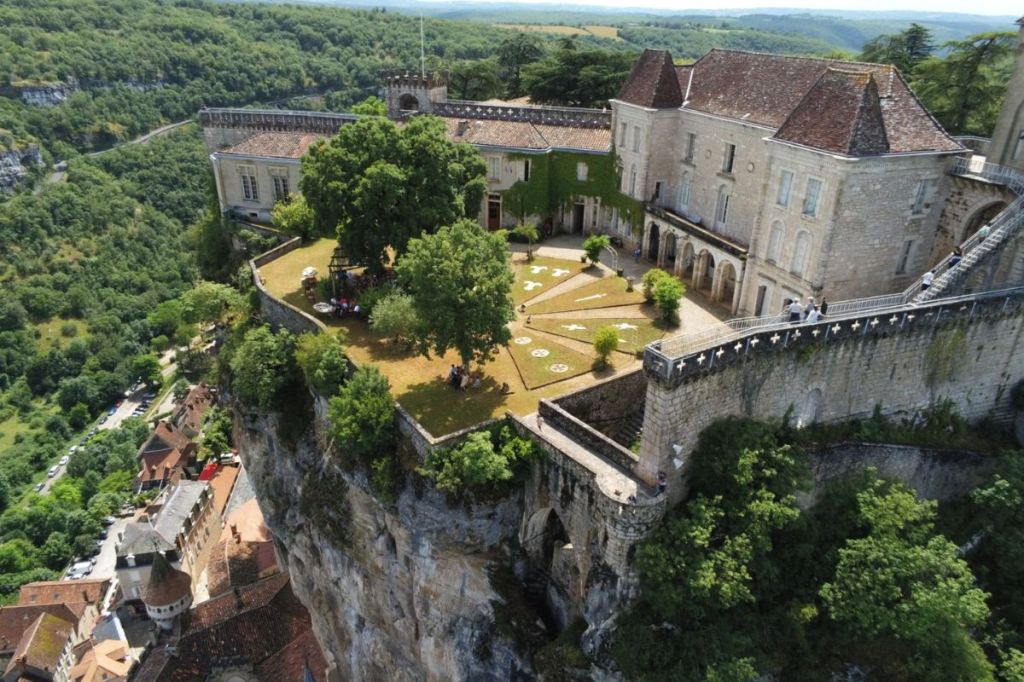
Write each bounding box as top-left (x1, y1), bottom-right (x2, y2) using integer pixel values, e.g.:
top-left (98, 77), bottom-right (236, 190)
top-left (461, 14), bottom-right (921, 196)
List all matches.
top-left (788, 298), bottom-right (803, 323)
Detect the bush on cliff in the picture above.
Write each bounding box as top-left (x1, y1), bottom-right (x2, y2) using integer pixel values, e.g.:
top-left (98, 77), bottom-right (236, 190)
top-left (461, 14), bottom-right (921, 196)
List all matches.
top-left (327, 365), bottom-right (395, 464)
top-left (421, 425), bottom-right (537, 496)
top-left (294, 331), bottom-right (348, 397)
top-left (229, 325), bottom-right (295, 410)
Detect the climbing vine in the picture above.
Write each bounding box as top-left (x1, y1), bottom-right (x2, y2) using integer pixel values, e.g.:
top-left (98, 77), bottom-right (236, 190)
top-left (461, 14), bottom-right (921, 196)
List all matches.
top-left (502, 149), bottom-right (643, 232)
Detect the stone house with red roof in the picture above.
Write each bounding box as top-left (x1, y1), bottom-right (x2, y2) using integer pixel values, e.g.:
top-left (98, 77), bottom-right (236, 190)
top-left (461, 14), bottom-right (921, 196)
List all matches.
top-left (613, 48), bottom-right (969, 314)
top-left (135, 421), bottom-right (196, 493)
top-left (171, 383), bottom-right (214, 440)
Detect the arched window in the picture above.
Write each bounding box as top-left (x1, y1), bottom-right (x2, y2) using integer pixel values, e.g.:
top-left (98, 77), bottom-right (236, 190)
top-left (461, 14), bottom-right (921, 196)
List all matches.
top-left (678, 171), bottom-right (692, 211)
top-left (714, 185), bottom-right (730, 229)
top-left (791, 231), bottom-right (812, 277)
top-left (766, 221), bottom-right (784, 264)
top-left (629, 165), bottom-right (638, 197)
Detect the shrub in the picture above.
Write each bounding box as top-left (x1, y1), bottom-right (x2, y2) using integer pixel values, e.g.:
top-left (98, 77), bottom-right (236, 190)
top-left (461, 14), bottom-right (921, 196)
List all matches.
top-left (641, 268), bottom-right (671, 301)
top-left (370, 292), bottom-right (419, 345)
top-left (593, 326), bottom-right (620, 368)
top-left (229, 325), bottom-right (295, 410)
top-left (59, 322), bottom-right (78, 338)
top-left (370, 455), bottom-right (400, 503)
top-left (327, 366), bottom-right (395, 464)
top-left (294, 332), bottom-right (348, 396)
top-left (421, 426), bottom-right (537, 495)
top-left (652, 276), bottom-right (684, 324)
top-left (582, 234), bottom-right (610, 265)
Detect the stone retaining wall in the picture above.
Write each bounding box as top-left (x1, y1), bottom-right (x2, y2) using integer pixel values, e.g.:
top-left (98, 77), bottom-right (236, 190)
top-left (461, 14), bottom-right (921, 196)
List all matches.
top-left (538, 400), bottom-right (638, 473)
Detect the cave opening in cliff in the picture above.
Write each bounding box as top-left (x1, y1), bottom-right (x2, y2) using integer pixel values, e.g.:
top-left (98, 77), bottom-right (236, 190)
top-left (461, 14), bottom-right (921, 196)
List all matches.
top-left (522, 508), bottom-right (572, 636)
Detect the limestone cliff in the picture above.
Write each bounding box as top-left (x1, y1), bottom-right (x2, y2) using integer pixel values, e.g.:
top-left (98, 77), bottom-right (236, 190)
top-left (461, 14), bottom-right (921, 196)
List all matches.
top-left (234, 407), bottom-right (541, 682)
top-left (0, 144), bottom-right (42, 192)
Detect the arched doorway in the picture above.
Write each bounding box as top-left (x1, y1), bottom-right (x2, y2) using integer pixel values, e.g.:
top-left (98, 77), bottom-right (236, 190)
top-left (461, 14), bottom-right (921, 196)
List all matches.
top-left (663, 233), bottom-right (677, 270)
top-left (647, 222), bottom-right (660, 260)
top-left (962, 201), bottom-right (1007, 242)
top-left (521, 508), bottom-right (574, 633)
top-left (681, 242), bottom-right (696, 281)
top-left (715, 261), bottom-right (737, 305)
top-left (398, 93), bottom-right (420, 112)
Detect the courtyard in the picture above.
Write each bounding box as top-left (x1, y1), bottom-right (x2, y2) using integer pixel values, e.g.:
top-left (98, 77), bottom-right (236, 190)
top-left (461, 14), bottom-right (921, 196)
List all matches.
top-left (257, 235), bottom-right (725, 436)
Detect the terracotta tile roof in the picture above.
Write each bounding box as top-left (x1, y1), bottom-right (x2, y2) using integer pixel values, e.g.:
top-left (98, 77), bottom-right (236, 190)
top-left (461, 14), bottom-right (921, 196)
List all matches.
top-left (775, 69), bottom-right (889, 156)
top-left (137, 447), bottom-right (186, 486)
top-left (255, 627), bottom-right (326, 682)
top-left (141, 552), bottom-right (192, 607)
top-left (208, 465), bottom-right (240, 516)
top-left (675, 49), bottom-right (961, 155)
top-left (140, 421), bottom-right (193, 455)
top-left (132, 575), bottom-right (324, 682)
top-left (617, 48), bottom-right (683, 109)
top-left (69, 639), bottom-right (132, 682)
top-left (173, 384), bottom-right (214, 436)
top-left (0, 604), bottom-right (79, 654)
top-left (444, 117), bottom-right (610, 152)
top-left (207, 501), bottom-right (279, 599)
top-left (17, 579), bottom-right (110, 608)
top-left (3, 612), bottom-right (73, 677)
top-left (223, 131), bottom-right (325, 159)
top-left (225, 498), bottom-right (272, 544)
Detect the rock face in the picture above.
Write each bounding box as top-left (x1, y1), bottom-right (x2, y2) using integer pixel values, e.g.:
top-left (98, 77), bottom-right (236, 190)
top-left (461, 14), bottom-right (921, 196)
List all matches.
top-left (0, 145), bottom-right (42, 192)
top-left (235, 407), bottom-right (537, 682)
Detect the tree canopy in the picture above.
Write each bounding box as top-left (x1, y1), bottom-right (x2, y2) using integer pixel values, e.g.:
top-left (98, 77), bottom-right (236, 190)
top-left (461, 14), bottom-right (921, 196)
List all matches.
top-left (394, 219), bottom-right (515, 369)
top-left (301, 116), bottom-right (486, 273)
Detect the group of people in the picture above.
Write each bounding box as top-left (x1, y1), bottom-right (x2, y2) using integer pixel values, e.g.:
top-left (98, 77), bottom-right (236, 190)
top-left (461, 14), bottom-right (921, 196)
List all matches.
top-left (446, 365), bottom-right (481, 391)
top-left (783, 296), bottom-right (828, 324)
top-left (921, 246), bottom-right (965, 291)
top-left (329, 297), bottom-right (362, 319)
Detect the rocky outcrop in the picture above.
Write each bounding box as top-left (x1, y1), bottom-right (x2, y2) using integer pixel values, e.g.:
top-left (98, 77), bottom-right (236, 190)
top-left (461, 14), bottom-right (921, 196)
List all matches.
top-left (234, 407), bottom-right (538, 682)
top-left (0, 145), bottom-right (42, 192)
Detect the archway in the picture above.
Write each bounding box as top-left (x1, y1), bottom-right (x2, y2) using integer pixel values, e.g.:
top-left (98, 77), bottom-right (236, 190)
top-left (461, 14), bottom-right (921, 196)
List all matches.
top-left (647, 222), bottom-right (660, 260)
top-left (398, 93), bottom-right (420, 112)
top-left (962, 200), bottom-right (1007, 242)
top-left (663, 233), bottom-right (677, 270)
top-left (697, 250), bottom-right (715, 294)
top-left (521, 508), bottom-right (574, 633)
top-left (715, 261), bottom-right (737, 305)
top-left (681, 242), bottom-right (696, 281)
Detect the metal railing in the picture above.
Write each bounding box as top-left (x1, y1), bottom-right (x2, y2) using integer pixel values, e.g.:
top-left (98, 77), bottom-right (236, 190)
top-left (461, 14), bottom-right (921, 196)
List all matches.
top-left (652, 156), bottom-right (1024, 361)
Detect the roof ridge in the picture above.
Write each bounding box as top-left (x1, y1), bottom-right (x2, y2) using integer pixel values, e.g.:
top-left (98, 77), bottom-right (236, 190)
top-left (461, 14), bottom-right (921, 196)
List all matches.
top-left (705, 47), bottom-right (899, 71)
top-left (849, 73), bottom-right (889, 155)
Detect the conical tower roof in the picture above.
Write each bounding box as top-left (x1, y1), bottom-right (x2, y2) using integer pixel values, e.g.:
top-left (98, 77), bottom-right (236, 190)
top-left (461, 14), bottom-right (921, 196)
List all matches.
top-left (141, 552), bottom-right (192, 607)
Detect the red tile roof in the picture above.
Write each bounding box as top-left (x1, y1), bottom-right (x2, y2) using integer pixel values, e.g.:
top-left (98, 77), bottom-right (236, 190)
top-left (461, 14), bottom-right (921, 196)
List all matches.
top-left (0, 604), bottom-right (80, 654)
top-left (3, 613), bottom-right (74, 679)
top-left (675, 49), bottom-right (961, 155)
top-left (132, 575), bottom-right (325, 682)
top-left (617, 49), bottom-right (683, 109)
top-left (208, 465), bottom-right (240, 516)
top-left (444, 117), bottom-right (609, 152)
top-left (207, 501), bottom-right (278, 598)
top-left (173, 384), bottom-right (214, 436)
top-left (141, 552), bottom-right (192, 607)
top-left (17, 579), bottom-right (110, 608)
top-left (137, 448), bottom-right (186, 486)
top-left (224, 132), bottom-right (325, 159)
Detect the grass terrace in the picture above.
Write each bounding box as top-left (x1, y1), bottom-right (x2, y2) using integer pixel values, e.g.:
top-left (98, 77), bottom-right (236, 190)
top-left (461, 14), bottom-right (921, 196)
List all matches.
top-left (257, 237), bottom-right (722, 436)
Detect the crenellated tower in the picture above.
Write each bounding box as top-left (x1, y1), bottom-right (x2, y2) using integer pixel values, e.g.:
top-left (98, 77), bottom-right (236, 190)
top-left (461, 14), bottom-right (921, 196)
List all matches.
top-left (381, 70), bottom-right (448, 120)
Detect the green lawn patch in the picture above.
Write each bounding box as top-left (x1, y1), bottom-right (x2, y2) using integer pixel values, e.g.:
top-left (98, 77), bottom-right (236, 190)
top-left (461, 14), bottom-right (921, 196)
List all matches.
top-left (506, 331), bottom-right (593, 389)
top-left (33, 318), bottom-right (88, 351)
top-left (529, 316), bottom-right (669, 354)
top-left (0, 412), bottom-right (33, 451)
top-left (526, 274), bottom-right (644, 314)
top-left (511, 256), bottom-right (584, 305)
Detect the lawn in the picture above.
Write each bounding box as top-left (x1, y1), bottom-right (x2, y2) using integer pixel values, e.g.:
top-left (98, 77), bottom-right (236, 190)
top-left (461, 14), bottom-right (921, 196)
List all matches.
top-left (494, 23), bottom-right (621, 41)
top-left (34, 318), bottom-right (88, 351)
top-left (0, 412), bottom-right (33, 451)
top-left (511, 255), bottom-right (584, 305)
top-left (506, 329), bottom-right (594, 389)
top-left (257, 239), bottom-right (643, 435)
top-left (526, 274), bottom-right (645, 314)
top-left (528, 316), bottom-right (669, 354)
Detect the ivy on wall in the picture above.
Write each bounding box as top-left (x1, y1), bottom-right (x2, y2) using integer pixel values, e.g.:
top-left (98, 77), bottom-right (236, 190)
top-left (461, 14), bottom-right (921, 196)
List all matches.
top-left (502, 148), bottom-right (643, 233)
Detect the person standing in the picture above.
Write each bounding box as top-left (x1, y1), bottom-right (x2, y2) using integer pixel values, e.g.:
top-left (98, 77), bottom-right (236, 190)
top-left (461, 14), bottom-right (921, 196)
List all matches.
top-left (804, 297), bottom-right (816, 319)
top-left (788, 298), bottom-right (803, 323)
top-left (819, 299), bottom-right (829, 317)
top-left (633, 246), bottom-right (641, 263)
top-left (921, 270), bottom-right (934, 291)
top-left (949, 247), bottom-right (963, 269)
top-left (806, 306), bottom-right (820, 324)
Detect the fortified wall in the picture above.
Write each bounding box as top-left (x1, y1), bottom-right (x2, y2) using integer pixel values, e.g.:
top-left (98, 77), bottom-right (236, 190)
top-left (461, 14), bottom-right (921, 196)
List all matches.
top-left (639, 288), bottom-right (1024, 498)
top-left (199, 107), bottom-right (358, 151)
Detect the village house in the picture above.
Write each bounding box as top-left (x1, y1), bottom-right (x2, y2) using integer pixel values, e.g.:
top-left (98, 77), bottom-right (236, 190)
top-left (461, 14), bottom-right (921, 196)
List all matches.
top-left (170, 383), bottom-right (214, 440)
top-left (206, 498), bottom-right (280, 599)
top-left (134, 421), bottom-right (196, 493)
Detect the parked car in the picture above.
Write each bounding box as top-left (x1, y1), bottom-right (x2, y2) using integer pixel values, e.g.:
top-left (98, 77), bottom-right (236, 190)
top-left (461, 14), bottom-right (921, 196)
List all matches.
top-left (98, 416), bottom-right (107, 425)
top-left (88, 427), bottom-right (97, 436)
top-left (102, 516), bottom-right (116, 526)
top-left (98, 529), bottom-right (108, 540)
top-left (59, 456), bottom-right (69, 466)
top-left (107, 406), bottom-right (116, 415)
top-left (47, 466), bottom-right (58, 478)
top-left (34, 482), bottom-right (44, 492)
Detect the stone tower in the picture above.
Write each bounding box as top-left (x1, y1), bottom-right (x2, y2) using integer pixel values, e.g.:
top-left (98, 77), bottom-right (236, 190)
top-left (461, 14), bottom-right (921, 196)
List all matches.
top-left (141, 551), bottom-right (193, 631)
top-left (989, 17), bottom-right (1024, 171)
top-left (381, 70), bottom-right (448, 120)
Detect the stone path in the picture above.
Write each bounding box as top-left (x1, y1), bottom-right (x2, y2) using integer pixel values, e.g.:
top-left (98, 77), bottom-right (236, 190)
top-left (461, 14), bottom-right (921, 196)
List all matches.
top-left (521, 413), bottom-right (654, 503)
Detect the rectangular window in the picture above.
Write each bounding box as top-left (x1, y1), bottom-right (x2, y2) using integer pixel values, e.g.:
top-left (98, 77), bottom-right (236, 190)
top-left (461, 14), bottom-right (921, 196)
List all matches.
top-left (632, 126), bottom-right (641, 153)
top-left (911, 180), bottom-right (927, 214)
top-left (488, 157), bottom-right (500, 180)
top-left (716, 192), bottom-right (730, 227)
top-left (523, 159), bottom-right (530, 182)
top-left (576, 162), bottom-right (588, 182)
top-left (896, 239), bottom-right (914, 274)
top-left (776, 170), bottom-right (794, 207)
top-left (618, 122), bottom-right (627, 147)
top-left (802, 178), bottom-right (823, 217)
top-left (685, 133), bottom-right (696, 163)
top-left (272, 175), bottom-right (289, 202)
top-left (653, 181), bottom-right (662, 200)
top-left (240, 166), bottom-right (258, 201)
top-left (678, 175), bottom-right (692, 210)
top-left (723, 143), bottom-right (736, 174)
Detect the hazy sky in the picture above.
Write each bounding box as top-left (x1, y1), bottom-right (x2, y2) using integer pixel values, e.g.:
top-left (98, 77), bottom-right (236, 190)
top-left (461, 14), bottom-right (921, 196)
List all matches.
top-left (447, 0), bottom-right (1016, 17)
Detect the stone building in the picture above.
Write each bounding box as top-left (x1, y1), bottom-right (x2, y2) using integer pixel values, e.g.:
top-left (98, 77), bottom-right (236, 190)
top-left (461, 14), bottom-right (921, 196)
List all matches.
top-left (613, 48), bottom-right (964, 314)
top-left (989, 17), bottom-right (1024, 173)
top-left (140, 553), bottom-right (193, 632)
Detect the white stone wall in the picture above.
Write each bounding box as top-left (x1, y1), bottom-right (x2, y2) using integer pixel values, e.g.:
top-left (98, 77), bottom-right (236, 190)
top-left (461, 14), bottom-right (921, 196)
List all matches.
top-left (211, 154), bottom-right (301, 223)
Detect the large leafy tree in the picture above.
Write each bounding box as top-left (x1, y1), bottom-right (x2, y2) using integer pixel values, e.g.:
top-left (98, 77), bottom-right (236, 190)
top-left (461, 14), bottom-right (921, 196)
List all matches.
top-left (522, 42), bottom-right (634, 108)
top-left (300, 116), bottom-right (486, 273)
top-left (229, 325), bottom-right (295, 410)
top-left (395, 219), bottom-right (514, 370)
top-left (448, 59), bottom-right (503, 101)
top-left (912, 32), bottom-right (1014, 135)
top-left (859, 23), bottom-right (934, 74)
top-left (497, 33), bottom-right (544, 97)
top-left (327, 365), bottom-right (395, 464)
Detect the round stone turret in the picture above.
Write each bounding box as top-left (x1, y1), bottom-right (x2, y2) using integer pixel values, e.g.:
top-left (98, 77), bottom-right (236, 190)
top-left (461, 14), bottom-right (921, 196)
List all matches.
top-left (141, 551), bottom-right (193, 631)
